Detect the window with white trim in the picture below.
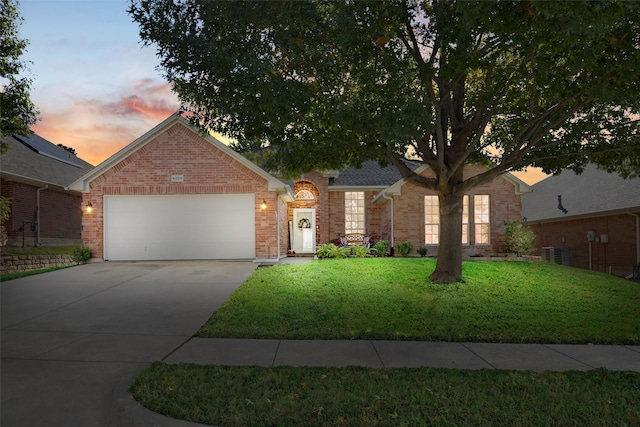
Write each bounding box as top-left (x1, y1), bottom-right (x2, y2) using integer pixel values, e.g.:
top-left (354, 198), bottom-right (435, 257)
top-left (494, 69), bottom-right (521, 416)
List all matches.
top-left (462, 195), bottom-right (469, 245)
top-left (345, 192), bottom-right (365, 234)
top-left (424, 195), bottom-right (439, 245)
top-left (474, 195), bottom-right (490, 244)
top-left (295, 189), bottom-right (315, 200)
top-left (424, 194), bottom-right (488, 245)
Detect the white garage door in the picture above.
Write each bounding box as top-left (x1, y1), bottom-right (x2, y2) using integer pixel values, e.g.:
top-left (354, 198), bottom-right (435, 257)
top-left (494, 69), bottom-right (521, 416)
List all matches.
top-left (104, 194), bottom-right (255, 261)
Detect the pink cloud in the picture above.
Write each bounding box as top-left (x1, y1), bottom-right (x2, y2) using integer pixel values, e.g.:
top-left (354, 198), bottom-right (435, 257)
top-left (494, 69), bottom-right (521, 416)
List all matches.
top-left (31, 79), bottom-right (180, 166)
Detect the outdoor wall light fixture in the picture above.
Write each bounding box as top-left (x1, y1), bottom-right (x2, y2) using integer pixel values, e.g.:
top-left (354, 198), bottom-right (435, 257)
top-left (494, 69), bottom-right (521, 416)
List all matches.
top-left (260, 200), bottom-right (267, 210)
top-left (86, 202), bottom-right (93, 213)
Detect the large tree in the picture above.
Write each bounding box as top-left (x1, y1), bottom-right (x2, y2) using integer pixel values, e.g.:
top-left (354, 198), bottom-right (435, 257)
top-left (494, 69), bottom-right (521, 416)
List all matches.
top-left (130, 0), bottom-right (640, 283)
top-left (1, 0), bottom-right (38, 152)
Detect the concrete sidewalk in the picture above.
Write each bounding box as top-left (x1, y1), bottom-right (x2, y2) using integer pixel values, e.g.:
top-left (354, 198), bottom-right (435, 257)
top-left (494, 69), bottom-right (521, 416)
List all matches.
top-left (115, 338), bottom-right (640, 427)
top-left (164, 338), bottom-right (640, 372)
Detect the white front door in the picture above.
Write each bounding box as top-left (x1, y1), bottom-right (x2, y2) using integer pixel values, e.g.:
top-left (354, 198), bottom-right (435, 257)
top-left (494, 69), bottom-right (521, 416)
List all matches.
top-left (292, 208), bottom-right (316, 254)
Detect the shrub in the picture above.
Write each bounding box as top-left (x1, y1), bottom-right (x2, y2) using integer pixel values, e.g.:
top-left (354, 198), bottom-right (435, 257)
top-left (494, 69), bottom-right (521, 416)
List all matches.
top-left (504, 218), bottom-right (536, 256)
top-left (417, 246), bottom-right (429, 257)
top-left (333, 246), bottom-right (352, 258)
top-left (352, 245), bottom-right (370, 258)
top-left (316, 244), bottom-right (351, 259)
top-left (0, 197), bottom-right (11, 247)
top-left (72, 247), bottom-right (91, 264)
top-left (371, 240), bottom-right (389, 257)
top-left (396, 241), bottom-right (414, 257)
top-left (316, 244), bottom-right (336, 259)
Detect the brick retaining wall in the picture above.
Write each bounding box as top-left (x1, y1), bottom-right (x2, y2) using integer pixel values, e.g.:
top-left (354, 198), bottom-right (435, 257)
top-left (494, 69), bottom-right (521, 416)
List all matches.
top-left (1, 254), bottom-right (75, 275)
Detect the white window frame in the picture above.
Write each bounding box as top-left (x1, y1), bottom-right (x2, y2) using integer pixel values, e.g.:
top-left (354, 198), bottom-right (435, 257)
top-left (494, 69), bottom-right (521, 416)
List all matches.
top-left (424, 195), bottom-right (440, 245)
top-left (474, 195), bottom-right (490, 245)
top-left (462, 195), bottom-right (469, 245)
top-left (344, 192), bottom-right (365, 234)
top-left (295, 189), bottom-right (315, 200)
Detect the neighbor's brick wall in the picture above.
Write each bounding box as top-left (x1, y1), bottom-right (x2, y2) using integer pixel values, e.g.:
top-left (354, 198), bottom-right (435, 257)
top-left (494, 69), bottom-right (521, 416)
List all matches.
top-left (392, 165), bottom-right (523, 256)
top-left (82, 123), bottom-right (273, 259)
top-left (530, 213), bottom-right (639, 277)
top-left (1, 178), bottom-right (82, 247)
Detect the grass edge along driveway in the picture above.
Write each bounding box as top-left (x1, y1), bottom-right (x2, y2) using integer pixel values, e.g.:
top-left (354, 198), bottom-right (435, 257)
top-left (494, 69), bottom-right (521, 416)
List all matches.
top-left (132, 259), bottom-right (640, 426)
top-left (196, 258), bottom-right (640, 344)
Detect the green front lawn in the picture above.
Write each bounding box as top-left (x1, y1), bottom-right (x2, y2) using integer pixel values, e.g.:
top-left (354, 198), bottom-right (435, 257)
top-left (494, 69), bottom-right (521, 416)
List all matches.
top-left (197, 259), bottom-right (640, 344)
top-left (132, 364), bottom-right (640, 427)
top-left (133, 259), bottom-right (640, 426)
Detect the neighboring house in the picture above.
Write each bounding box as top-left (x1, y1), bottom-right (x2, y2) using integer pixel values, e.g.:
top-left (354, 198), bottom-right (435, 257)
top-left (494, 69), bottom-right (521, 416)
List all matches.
top-left (0, 133), bottom-right (94, 247)
top-left (68, 114), bottom-right (532, 262)
top-left (522, 164), bottom-right (640, 277)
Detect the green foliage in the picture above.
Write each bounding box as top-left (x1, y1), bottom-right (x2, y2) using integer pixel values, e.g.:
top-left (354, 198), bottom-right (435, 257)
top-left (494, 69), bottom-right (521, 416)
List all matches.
top-left (198, 259), bottom-right (640, 344)
top-left (504, 218), bottom-right (537, 256)
top-left (315, 243), bottom-right (334, 259)
top-left (133, 363), bottom-right (640, 427)
top-left (0, 196), bottom-right (10, 246)
top-left (396, 241), bottom-right (414, 257)
top-left (370, 240), bottom-right (389, 257)
top-left (316, 243), bottom-right (350, 259)
top-left (0, 245), bottom-right (79, 256)
top-left (351, 244), bottom-right (370, 258)
top-left (0, 0), bottom-right (39, 144)
top-left (1, 266), bottom-right (71, 282)
top-left (71, 247), bottom-right (91, 265)
top-left (130, 0), bottom-right (640, 282)
top-left (417, 246), bottom-right (429, 257)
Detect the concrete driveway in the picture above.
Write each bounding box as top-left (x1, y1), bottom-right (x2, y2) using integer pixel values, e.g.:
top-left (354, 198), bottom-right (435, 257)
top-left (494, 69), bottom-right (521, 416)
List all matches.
top-left (1, 260), bottom-right (258, 427)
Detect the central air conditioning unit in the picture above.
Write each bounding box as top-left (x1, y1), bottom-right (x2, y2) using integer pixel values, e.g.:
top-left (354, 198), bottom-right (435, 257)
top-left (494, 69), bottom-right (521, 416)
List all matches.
top-left (542, 247), bottom-right (570, 266)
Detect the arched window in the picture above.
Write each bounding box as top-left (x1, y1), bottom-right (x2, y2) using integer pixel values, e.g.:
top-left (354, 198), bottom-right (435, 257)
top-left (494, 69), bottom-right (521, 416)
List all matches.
top-left (295, 189), bottom-right (315, 200)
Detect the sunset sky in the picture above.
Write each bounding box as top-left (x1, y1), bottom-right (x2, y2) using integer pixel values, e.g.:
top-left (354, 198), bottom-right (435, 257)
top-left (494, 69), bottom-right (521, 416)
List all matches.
top-left (18, 0), bottom-right (547, 184)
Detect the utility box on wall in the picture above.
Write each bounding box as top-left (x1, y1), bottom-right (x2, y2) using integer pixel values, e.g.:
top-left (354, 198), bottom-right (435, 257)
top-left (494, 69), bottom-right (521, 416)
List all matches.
top-left (542, 246), bottom-right (570, 266)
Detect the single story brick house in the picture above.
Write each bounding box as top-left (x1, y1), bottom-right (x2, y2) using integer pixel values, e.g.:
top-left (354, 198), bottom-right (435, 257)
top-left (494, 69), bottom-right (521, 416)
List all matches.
top-left (1, 133), bottom-right (94, 247)
top-left (69, 114), bottom-right (532, 262)
top-left (522, 164), bottom-right (640, 277)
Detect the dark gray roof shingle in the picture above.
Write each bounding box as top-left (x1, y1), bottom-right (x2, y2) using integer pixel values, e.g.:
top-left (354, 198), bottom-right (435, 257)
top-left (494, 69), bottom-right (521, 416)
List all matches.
top-left (330, 159), bottom-right (421, 187)
top-left (0, 134), bottom-right (94, 188)
top-left (522, 164), bottom-right (640, 221)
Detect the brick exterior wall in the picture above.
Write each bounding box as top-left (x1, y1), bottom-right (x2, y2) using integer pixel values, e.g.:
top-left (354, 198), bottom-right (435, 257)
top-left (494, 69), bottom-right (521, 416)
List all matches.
top-left (290, 164), bottom-right (523, 255)
top-left (326, 190), bottom-right (383, 244)
top-left (376, 165), bottom-right (523, 256)
top-left (81, 123), bottom-right (278, 260)
top-left (530, 213), bottom-right (639, 277)
top-left (1, 178), bottom-right (82, 247)
top-left (278, 197), bottom-right (289, 255)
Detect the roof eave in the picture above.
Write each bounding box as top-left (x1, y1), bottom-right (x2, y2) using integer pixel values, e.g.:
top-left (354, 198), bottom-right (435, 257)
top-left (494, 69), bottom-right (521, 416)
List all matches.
top-left (526, 206), bottom-right (640, 224)
top-left (328, 185), bottom-right (390, 192)
top-left (2, 171), bottom-right (74, 193)
top-left (501, 172), bottom-right (534, 195)
top-left (68, 114), bottom-right (291, 194)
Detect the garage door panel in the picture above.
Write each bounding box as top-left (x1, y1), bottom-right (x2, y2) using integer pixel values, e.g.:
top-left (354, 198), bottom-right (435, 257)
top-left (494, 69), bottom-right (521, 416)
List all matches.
top-left (105, 195), bottom-right (255, 261)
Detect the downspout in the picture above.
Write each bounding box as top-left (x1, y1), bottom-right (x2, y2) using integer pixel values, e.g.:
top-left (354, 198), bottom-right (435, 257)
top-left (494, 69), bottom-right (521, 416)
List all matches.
top-left (36, 185), bottom-right (48, 246)
top-left (382, 193), bottom-right (394, 248)
top-left (629, 212), bottom-right (640, 265)
top-left (276, 196), bottom-right (280, 260)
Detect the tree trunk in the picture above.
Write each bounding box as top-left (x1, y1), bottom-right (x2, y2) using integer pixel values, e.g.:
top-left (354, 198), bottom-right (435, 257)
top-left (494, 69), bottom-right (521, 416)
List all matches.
top-left (429, 191), bottom-right (464, 284)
